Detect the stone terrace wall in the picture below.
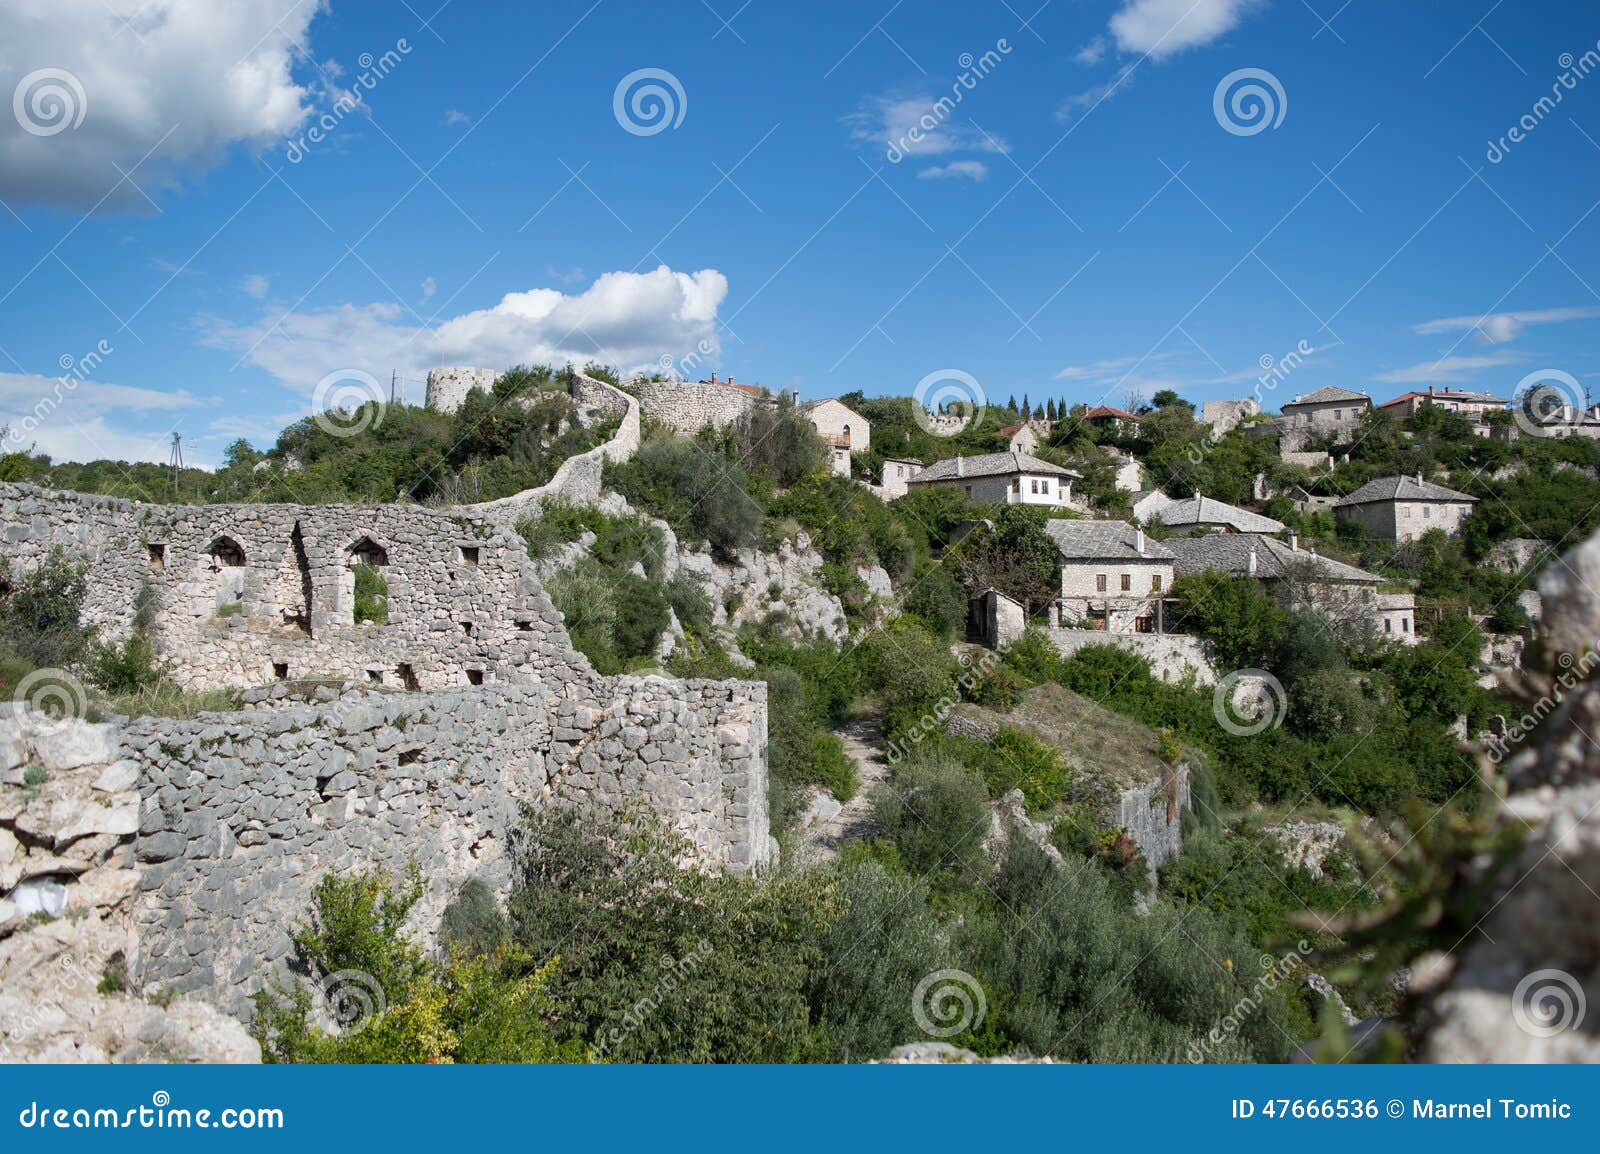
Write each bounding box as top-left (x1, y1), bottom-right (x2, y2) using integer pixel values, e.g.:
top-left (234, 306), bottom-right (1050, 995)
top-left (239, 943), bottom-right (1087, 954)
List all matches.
top-left (0, 483), bottom-right (579, 691)
top-left (1039, 630), bottom-right (1218, 686)
top-left (633, 377), bottom-right (767, 434)
top-left (124, 673), bottom-right (768, 1010)
top-left (462, 374), bottom-right (641, 525)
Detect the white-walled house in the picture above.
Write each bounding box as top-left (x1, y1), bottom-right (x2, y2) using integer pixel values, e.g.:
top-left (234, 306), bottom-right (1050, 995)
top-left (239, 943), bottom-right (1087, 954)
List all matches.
top-left (1377, 592), bottom-right (1418, 644)
top-left (1046, 519), bottom-right (1175, 633)
top-left (1333, 474), bottom-right (1477, 541)
top-left (905, 450), bottom-right (1080, 507)
top-left (873, 457), bottom-right (924, 500)
top-left (801, 398), bottom-right (869, 477)
top-left (1111, 453), bottom-right (1144, 493)
top-left (1166, 533), bottom-right (1386, 640)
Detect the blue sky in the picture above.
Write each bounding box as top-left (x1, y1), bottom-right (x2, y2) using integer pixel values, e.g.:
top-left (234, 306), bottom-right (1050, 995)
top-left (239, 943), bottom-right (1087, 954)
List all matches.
top-left (2, 0), bottom-right (1598, 465)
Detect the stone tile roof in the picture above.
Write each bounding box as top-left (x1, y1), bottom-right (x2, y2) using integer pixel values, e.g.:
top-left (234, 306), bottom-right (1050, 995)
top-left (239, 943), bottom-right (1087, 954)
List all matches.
top-left (1167, 533), bottom-right (1379, 584)
top-left (1082, 405), bottom-right (1141, 421)
top-left (1044, 518), bottom-right (1174, 561)
top-left (1155, 493), bottom-right (1286, 534)
top-left (908, 450), bottom-right (1081, 484)
top-left (1283, 386), bottom-right (1371, 407)
top-left (1379, 389), bottom-right (1508, 409)
top-left (1334, 474), bottom-right (1477, 506)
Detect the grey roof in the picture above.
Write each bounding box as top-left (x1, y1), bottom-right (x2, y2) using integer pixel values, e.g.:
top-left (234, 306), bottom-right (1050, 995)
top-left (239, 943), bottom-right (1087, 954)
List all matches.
top-left (1334, 475), bottom-right (1477, 506)
top-left (908, 450), bottom-right (1081, 484)
top-left (1283, 386), bottom-right (1371, 408)
top-left (1167, 534), bottom-right (1379, 584)
top-left (1155, 494), bottom-right (1285, 534)
top-left (1045, 518), bottom-right (1174, 562)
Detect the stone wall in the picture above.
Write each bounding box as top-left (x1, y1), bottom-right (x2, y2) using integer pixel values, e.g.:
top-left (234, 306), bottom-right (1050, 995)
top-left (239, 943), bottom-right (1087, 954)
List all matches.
top-left (0, 483), bottom-right (576, 692)
top-left (633, 377), bottom-right (766, 434)
top-left (425, 366), bottom-right (500, 414)
top-left (121, 671), bottom-right (768, 1011)
top-left (1038, 630), bottom-right (1217, 685)
top-left (460, 374), bottom-right (641, 524)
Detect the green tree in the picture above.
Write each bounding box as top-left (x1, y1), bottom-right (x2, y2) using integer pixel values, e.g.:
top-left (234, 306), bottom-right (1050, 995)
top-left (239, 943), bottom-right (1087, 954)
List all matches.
top-left (1169, 572), bottom-right (1286, 669)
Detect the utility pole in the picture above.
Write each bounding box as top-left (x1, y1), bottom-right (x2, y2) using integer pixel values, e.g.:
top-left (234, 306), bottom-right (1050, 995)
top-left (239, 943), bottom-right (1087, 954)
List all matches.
top-left (169, 431), bottom-right (184, 499)
top-left (390, 369), bottom-right (397, 405)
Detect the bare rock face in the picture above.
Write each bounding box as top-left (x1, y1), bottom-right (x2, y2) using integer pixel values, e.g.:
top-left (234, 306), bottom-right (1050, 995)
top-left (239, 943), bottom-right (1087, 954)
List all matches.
top-left (1417, 530), bottom-right (1600, 1063)
top-left (1264, 821), bottom-right (1346, 879)
top-left (0, 710), bottom-right (259, 1064)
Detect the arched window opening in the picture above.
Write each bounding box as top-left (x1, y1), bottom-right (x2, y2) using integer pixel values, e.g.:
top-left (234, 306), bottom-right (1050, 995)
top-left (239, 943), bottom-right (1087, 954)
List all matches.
top-left (342, 536), bottom-right (391, 626)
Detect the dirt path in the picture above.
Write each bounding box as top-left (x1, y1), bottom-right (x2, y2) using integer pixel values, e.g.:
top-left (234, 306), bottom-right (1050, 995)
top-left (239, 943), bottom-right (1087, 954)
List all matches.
top-left (789, 715), bottom-right (892, 868)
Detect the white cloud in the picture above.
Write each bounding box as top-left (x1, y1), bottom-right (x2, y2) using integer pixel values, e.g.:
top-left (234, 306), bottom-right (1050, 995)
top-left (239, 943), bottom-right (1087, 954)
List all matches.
top-left (242, 274), bottom-right (271, 300)
top-left (1, 370), bottom-right (198, 463)
top-left (1372, 349), bottom-right (1525, 384)
top-left (201, 265), bottom-right (731, 395)
top-left (1055, 352), bottom-right (1178, 384)
top-left (1056, 63), bottom-right (1138, 123)
top-left (1075, 37), bottom-right (1108, 65)
top-left (1413, 306), bottom-right (1600, 344)
top-left (419, 276), bottom-right (437, 303)
top-left (917, 161), bottom-right (988, 181)
top-left (0, 0), bottom-right (323, 211)
top-left (445, 108), bottom-right (472, 127)
top-left (846, 92), bottom-right (1009, 161)
top-left (1108, 0), bottom-right (1262, 59)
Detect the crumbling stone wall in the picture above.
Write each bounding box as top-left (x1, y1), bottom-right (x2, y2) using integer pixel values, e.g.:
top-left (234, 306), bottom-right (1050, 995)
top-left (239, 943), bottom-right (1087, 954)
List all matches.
top-left (0, 483), bottom-right (580, 692)
top-left (122, 672), bottom-right (768, 1011)
top-left (1039, 630), bottom-right (1217, 686)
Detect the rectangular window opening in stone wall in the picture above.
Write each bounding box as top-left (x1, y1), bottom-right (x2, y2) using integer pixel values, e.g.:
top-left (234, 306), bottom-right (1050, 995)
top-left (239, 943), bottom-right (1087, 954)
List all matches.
top-left (457, 545), bottom-right (480, 566)
top-left (398, 663), bottom-right (420, 690)
top-left (273, 662), bottom-right (289, 680)
top-left (146, 542), bottom-right (165, 570)
top-left (466, 668), bottom-right (484, 686)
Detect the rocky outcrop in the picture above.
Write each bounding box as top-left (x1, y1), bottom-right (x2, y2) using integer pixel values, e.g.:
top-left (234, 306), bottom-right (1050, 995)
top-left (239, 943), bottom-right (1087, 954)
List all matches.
top-left (0, 708), bottom-right (258, 1063)
top-left (1265, 820), bottom-right (1346, 879)
top-left (1416, 528), bottom-right (1600, 1062)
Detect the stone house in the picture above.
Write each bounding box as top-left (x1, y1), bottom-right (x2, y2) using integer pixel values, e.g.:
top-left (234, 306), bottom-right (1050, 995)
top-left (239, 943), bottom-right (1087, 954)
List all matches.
top-left (1045, 519), bottom-right (1174, 633)
top-left (800, 397), bottom-right (870, 477)
top-left (1145, 491), bottom-right (1285, 535)
top-left (1278, 386), bottom-right (1372, 443)
top-left (1129, 489), bottom-right (1172, 524)
top-left (874, 457), bottom-right (924, 500)
top-left (1377, 591), bottom-right (1419, 644)
top-left (997, 422), bottom-right (1039, 454)
top-left (1166, 532), bottom-right (1384, 639)
top-left (1333, 474), bottom-right (1477, 541)
top-left (905, 450), bottom-right (1080, 507)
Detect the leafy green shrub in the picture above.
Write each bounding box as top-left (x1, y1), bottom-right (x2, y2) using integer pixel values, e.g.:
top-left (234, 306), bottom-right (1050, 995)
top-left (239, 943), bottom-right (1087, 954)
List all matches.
top-left (900, 559), bottom-right (966, 637)
top-left (23, 764), bottom-right (48, 788)
top-left (610, 570), bottom-right (670, 660)
top-left (440, 877), bottom-right (507, 958)
top-left (505, 807), bottom-right (833, 1062)
top-left (352, 564), bottom-right (388, 625)
top-left (592, 514), bottom-right (666, 578)
top-left (606, 439), bottom-right (762, 557)
top-left (734, 397), bottom-right (829, 486)
top-left (0, 546), bottom-right (87, 667)
top-left (665, 573), bottom-right (713, 637)
top-left (871, 753), bottom-right (990, 876)
top-left (516, 502), bottom-right (603, 558)
top-left (88, 634), bottom-right (164, 696)
top-left (983, 726), bottom-right (1072, 811)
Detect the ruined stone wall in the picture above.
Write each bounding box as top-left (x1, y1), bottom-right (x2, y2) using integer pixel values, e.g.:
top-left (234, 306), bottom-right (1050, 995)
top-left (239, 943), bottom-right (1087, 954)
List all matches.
top-left (461, 374), bottom-right (641, 525)
top-left (122, 672), bottom-right (768, 1011)
top-left (633, 378), bottom-right (766, 434)
top-left (0, 483), bottom-right (576, 691)
top-left (1039, 630), bottom-right (1217, 686)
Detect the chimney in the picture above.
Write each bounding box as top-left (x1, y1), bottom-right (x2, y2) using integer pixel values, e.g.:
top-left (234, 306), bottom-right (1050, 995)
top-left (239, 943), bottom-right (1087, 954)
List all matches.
top-left (1415, 471), bottom-right (1423, 485)
top-left (956, 455), bottom-right (964, 477)
top-left (1248, 545), bottom-right (1258, 576)
top-left (1135, 528), bottom-right (1146, 555)
top-left (727, 375), bottom-right (735, 385)
top-left (709, 371), bottom-right (717, 383)
top-left (1289, 532), bottom-right (1298, 552)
